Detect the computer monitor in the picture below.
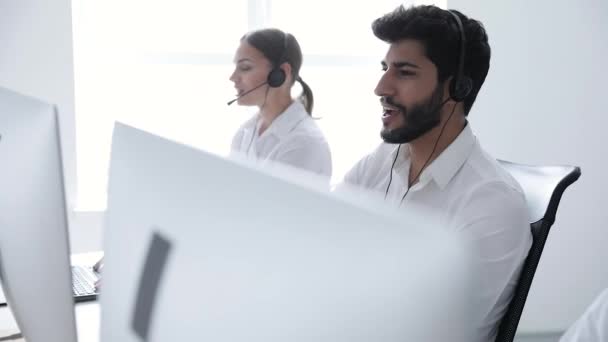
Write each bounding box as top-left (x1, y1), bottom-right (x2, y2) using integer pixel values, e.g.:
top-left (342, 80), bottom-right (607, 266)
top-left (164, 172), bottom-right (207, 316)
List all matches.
top-left (0, 87), bottom-right (77, 342)
top-left (101, 123), bottom-right (476, 342)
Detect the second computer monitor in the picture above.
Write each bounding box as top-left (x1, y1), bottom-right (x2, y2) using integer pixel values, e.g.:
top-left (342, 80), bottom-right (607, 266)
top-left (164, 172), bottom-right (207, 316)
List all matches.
top-left (0, 87), bottom-right (77, 342)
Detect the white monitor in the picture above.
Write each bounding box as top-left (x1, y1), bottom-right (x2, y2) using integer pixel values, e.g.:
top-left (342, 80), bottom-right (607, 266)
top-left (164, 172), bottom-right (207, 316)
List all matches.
top-left (101, 122), bottom-right (476, 342)
top-left (0, 87), bottom-right (77, 342)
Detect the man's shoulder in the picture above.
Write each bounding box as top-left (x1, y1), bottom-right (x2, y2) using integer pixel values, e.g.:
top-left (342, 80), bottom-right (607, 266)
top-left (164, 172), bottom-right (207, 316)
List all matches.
top-left (460, 143), bottom-right (525, 196)
top-left (445, 141), bottom-right (529, 223)
top-left (447, 145), bottom-right (529, 229)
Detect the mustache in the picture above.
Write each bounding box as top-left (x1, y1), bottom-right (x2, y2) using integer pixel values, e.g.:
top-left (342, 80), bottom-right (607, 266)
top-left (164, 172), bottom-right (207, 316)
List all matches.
top-left (380, 96), bottom-right (407, 114)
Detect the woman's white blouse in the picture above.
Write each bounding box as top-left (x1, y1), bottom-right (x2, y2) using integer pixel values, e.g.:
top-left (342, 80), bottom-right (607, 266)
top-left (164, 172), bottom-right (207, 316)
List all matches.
top-left (231, 100), bottom-right (332, 177)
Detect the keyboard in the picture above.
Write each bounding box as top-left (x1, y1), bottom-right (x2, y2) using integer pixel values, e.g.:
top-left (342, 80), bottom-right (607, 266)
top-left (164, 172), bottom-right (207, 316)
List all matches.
top-left (0, 265), bottom-right (100, 306)
top-left (71, 265), bottom-right (99, 302)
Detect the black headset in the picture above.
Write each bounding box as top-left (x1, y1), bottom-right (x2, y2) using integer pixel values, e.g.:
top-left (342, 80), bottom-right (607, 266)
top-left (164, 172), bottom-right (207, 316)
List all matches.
top-left (384, 9), bottom-right (473, 202)
top-left (266, 32), bottom-right (289, 88)
top-left (447, 10), bottom-right (473, 102)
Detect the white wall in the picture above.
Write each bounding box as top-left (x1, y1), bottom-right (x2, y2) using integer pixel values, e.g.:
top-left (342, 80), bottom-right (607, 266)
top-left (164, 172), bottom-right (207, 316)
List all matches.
top-left (0, 0), bottom-right (97, 253)
top-left (451, 0), bottom-right (608, 333)
top-left (0, 0), bottom-right (77, 210)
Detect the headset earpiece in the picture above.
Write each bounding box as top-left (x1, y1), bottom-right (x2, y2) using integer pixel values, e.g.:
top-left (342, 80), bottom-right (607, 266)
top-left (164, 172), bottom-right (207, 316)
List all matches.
top-left (449, 75), bottom-right (472, 102)
top-left (447, 10), bottom-right (472, 103)
top-left (267, 67), bottom-right (286, 88)
top-left (267, 32), bottom-right (289, 88)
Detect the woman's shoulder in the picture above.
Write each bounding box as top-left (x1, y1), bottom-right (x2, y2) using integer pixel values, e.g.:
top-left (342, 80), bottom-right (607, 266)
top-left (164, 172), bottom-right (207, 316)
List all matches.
top-left (288, 116), bottom-right (328, 145)
top-left (236, 113), bottom-right (258, 132)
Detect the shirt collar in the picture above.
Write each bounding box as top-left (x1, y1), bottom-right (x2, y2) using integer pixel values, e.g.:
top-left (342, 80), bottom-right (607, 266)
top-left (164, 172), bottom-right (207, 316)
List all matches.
top-left (424, 123), bottom-right (476, 189)
top-left (394, 122), bottom-right (476, 190)
top-left (259, 100), bottom-right (309, 139)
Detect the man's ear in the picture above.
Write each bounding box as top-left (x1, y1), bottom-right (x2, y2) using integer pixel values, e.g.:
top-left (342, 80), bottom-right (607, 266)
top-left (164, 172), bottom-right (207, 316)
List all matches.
top-left (440, 76), bottom-right (466, 117)
top-left (442, 76), bottom-right (454, 103)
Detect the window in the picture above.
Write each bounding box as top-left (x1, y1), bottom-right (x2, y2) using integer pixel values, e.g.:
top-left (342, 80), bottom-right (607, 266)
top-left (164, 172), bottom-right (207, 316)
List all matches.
top-left (72, 0), bottom-right (446, 211)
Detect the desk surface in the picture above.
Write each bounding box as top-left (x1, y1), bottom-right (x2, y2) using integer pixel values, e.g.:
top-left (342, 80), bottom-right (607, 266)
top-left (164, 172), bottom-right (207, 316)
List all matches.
top-left (0, 302), bottom-right (100, 342)
top-left (0, 252), bottom-right (102, 342)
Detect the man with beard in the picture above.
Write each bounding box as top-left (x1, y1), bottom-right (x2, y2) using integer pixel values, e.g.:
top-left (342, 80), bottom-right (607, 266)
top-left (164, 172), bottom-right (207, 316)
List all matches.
top-left (337, 5), bottom-right (532, 342)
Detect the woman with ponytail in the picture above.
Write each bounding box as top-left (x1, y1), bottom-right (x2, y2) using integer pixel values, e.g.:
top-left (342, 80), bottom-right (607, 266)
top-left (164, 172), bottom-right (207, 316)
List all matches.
top-left (229, 28), bottom-right (332, 177)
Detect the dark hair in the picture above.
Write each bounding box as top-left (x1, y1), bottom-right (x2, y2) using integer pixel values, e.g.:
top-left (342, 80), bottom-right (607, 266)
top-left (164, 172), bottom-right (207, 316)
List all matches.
top-left (372, 5), bottom-right (491, 115)
top-left (242, 28), bottom-right (314, 115)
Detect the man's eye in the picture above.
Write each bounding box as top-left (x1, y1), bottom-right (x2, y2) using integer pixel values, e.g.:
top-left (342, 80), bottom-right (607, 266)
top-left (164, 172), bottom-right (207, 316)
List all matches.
top-left (399, 70), bottom-right (415, 77)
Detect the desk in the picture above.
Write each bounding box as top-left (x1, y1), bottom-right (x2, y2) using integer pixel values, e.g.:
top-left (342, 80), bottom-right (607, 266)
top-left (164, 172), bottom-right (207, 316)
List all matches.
top-left (0, 252), bottom-right (102, 342)
top-left (0, 302), bottom-right (99, 341)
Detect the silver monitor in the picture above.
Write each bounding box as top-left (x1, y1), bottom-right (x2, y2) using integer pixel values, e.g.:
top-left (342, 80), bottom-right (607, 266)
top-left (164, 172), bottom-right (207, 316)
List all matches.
top-left (0, 86), bottom-right (77, 342)
top-left (101, 122), bottom-right (476, 342)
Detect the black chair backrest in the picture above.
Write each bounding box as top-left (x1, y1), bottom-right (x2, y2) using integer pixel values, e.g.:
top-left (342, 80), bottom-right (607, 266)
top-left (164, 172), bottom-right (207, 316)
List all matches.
top-left (495, 160), bottom-right (581, 342)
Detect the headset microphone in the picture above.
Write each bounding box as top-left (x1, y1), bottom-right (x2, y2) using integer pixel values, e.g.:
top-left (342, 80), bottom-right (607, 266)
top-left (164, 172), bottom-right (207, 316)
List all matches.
top-left (226, 81), bottom-right (268, 106)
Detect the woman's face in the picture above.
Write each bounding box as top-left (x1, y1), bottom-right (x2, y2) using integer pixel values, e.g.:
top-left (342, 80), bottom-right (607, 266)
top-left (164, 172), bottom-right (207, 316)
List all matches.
top-left (229, 41), bottom-right (272, 107)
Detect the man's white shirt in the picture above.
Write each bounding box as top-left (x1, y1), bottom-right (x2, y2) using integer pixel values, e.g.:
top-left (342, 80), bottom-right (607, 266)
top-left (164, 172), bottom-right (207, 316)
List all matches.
top-left (560, 288), bottom-right (608, 342)
top-left (337, 123), bottom-right (533, 342)
top-left (231, 100), bottom-right (332, 177)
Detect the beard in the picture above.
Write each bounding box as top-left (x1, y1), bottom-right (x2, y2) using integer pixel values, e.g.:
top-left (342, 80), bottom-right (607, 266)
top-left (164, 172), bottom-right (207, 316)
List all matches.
top-left (380, 85), bottom-right (445, 144)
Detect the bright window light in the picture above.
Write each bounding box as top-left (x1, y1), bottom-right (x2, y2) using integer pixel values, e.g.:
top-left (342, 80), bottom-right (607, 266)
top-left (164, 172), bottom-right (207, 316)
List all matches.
top-left (72, 0), bottom-right (446, 211)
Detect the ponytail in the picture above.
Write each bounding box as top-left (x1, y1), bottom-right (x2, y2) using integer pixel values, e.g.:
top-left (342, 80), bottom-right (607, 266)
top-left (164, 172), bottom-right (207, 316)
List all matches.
top-left (296, 76), bottom-right (314, 115)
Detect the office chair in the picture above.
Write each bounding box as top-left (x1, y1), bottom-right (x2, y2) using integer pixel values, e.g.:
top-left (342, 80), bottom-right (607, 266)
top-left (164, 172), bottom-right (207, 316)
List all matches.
top-left (495, 160), bottom-right (581, 342)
